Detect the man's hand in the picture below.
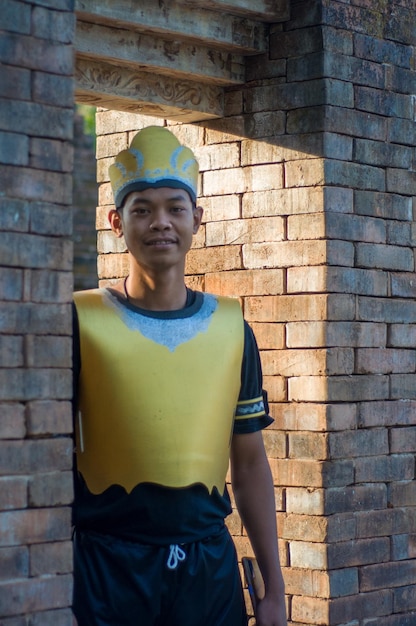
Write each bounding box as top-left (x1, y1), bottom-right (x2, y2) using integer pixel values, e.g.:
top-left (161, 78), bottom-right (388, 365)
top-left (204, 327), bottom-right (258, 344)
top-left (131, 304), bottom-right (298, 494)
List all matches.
top-left (255, 594), bottom-right (287, 626)
top-left (231, 431), bottom-right (287, 626)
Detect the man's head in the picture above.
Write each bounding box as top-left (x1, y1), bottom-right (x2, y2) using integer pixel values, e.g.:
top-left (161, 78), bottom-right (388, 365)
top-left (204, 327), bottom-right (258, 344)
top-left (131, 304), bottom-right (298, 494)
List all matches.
top-left (109, 126), bottom-right (199, 210)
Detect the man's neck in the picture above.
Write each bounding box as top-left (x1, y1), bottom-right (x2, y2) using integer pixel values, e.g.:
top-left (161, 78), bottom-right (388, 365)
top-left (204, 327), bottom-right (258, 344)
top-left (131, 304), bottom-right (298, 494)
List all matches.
top-left (122, 269), bottom-right (188, 311)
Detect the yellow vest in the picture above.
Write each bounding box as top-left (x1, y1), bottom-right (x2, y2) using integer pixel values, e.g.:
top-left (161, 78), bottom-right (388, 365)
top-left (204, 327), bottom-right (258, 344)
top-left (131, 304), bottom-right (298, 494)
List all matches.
top-left (74, 290), bottom-right (244, 495)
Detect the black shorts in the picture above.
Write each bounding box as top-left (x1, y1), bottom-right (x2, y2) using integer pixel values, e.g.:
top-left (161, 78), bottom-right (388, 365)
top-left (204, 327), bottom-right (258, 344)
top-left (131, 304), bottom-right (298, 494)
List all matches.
top-left (73, 527), bottom-right (248, 626)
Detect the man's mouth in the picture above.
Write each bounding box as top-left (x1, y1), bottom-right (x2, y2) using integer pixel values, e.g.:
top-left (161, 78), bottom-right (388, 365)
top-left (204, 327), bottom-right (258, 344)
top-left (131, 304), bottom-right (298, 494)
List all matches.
top-left (146, 239), bottom-right (177, 246)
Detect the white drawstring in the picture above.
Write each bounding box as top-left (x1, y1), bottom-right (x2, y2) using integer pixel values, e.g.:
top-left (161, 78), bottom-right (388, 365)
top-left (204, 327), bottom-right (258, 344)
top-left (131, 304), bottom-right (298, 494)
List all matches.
top-left (166, 544), bottom-right (186, 570)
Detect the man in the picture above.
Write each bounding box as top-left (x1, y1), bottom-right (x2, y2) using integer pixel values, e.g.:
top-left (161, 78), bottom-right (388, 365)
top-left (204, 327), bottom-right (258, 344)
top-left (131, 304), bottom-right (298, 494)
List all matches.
top-left (72, 126), bottom-right (286, 626)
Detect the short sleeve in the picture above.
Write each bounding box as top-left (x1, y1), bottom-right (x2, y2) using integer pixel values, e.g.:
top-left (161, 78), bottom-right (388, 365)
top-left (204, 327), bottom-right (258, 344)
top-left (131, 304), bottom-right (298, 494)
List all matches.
top-left (233, 321), bottom-right (274, 435)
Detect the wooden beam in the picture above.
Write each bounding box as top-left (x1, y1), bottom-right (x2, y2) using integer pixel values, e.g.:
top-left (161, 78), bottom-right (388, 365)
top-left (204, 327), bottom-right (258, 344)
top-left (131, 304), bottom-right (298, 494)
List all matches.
top-left (177, 0), bottom-right (290, 22)
top-left (75, 0), bottom-right (267, 54)
top-left (75, 58), bottom-right (224, 123)
top-left (76, 21), bottom-right (245, 85)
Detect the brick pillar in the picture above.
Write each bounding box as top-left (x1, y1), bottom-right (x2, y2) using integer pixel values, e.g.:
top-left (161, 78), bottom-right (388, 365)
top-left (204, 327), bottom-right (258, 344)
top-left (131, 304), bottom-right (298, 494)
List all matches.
top-left (96, 2), bottom-right (416, 624)
top-left (0, 2), bottom-right (75, 624)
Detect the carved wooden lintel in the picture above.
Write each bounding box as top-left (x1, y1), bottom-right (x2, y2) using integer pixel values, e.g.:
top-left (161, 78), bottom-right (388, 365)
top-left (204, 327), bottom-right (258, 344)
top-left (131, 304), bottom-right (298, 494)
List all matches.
top-left (76, 21), bottom-right (245, 85)
top-left (75, 58), bottom-right (224, 122)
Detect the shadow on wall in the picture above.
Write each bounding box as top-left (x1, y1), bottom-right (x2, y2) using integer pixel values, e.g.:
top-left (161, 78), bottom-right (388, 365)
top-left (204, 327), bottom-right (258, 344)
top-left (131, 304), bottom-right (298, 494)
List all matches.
top-left (73, 111), bottom-right (99, 291)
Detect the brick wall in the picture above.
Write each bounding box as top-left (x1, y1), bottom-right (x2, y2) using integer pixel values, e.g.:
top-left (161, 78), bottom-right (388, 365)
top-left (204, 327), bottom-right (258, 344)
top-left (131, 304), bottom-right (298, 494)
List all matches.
top-left (73, 112), bottom-right (98, 291)
top-left (1, 0), bottom-right (415, 624)
top-left (0, 1), bottom-right (75, 624)
top-left (96, 1), bottom-right (416, 624)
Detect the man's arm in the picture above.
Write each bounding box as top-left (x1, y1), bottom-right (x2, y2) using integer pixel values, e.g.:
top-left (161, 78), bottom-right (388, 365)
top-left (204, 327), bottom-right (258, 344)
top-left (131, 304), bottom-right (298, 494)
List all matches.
top-left (230, 430), bottom-right (287, 626)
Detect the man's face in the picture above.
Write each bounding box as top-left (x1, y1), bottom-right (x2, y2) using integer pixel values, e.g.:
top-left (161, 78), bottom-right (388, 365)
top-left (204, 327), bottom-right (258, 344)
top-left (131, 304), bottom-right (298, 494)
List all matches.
top-left (109, 187), bottom-right (203, 272)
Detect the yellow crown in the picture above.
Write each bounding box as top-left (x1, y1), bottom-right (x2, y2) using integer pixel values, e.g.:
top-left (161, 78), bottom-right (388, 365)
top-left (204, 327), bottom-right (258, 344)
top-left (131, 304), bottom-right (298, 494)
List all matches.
top-left (109, 126), bottom-right (199, 208)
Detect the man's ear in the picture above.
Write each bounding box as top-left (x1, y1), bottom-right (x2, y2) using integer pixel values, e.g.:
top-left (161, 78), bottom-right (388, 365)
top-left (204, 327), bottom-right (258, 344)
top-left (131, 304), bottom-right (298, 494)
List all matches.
top-left (108, 209), bottom-right (123, 238)
top-left (193, 206), bottom-right (203, 234)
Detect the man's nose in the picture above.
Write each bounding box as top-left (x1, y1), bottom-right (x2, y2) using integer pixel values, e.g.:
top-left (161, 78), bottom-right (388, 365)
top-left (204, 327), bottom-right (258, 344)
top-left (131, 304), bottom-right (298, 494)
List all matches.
top-left (150, 210), bottom-right (171, 229)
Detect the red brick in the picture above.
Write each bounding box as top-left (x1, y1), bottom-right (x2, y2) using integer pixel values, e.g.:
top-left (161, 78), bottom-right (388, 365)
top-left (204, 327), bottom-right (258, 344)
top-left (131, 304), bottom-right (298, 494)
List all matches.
top-left (0, 64), bottom-right (31, 99)
top-left (359, 400), bottom-right (416, 427)
top-left (0, 403), bottom-right (26, 439)
top-left (0, 232), bottom-right (72, 271)
top-left (356, 508), bottom-right (415, 539)
top-left (290, 540), bottom-right (327, 569)
top-left (245, 295), bottom-right (328, 323)
top-left (263, 377), bottom-right (286, 402)
top-left (0, 368), bottom-right (72, 402)
top-left (0, 618), bottom-right (33, 626)
top-left (289, 374), bottom-right (389, 403)
top-left (243, 240), bottom-right (353, 270)
top-left (199, 194), bottom-right (240, 223)
top-left (28, 269), bottom-right (73, 303)
top-left (0, 573), bottom-right (72, 617)
top-left (0, 131), bottom-right (29, 167)
top-left (388, 481), bottom-right (416, 508)
top-left (196, 142), bottom-right (240, 171)
top-left (32, 6), bottom-right (75, 43)
top-left (0, 267), bottom-right (23, 301)
top-left (280, 514), bottom-right (328, 543)
top-left (0, 546), bottom-right (28, 580)
top-left (225, 509), bottom-right (242, 536)
top-left (0, 336), bottom-right (24, 367)
top-left (30, 136), bottom-right (74, 171)
top-left (204, 116), bottom-right (246, 144)
top-left (355, 454), bottom-right (414, 483)
top-left (30, 540), bottom-right (73, 576)
top-left (2, 165), bottom-right (72, 204)
top-left (27, 608), bottom-right (74, 626)
top-left (328, 537), bottom-right (390, 568)
top-left (0, 302), bottom-right (71, 335)
top-left (29, 471), bottom-right (73, 507)
top-left (325, 484), bottom-right (387, 515)
top-left (30, 203), bottom-right (73, 237)
top-left (205, 269), bottom-right (284, 298)
top-left (248, 323), bottom-right (284, 350)
top-left (289, 432), bottom-right (328, 460)
top-left (261, 347), bottom-right (353, 377)
top-left (96, 132), bottom-right (128, 159)
top-left (391, 374), bottom-right (416, 400)
top-left (329, 589), bottom-right (393, 624)
top-left (287, 321), bottom-right (387, 348)
top-left (26, 400), bottom-right (72, 437)
top-left (97, 252), bottom-right (129, 280)
top-left (0, 31), bottom-right (73, 73)
top-left (0, 477), bottom-right (27, 510)
top-left (282, 566), bottom-right (327, 598)
top-left (291, 594), bottom-right (329, 624)
top-left (0, 198), bottom-right (29, 232)
top-left (0, 507), bottom-right (71, 548)
top-left (327, 512), bottom-right (357, 543)
top-left (25, 336), bottom-right (72, 368)
top-left (394, 583), bottom-right (416, 613)
top-left (242, 187), bottom-right (324, 218)
top-left (271, 459), bottom-right (324, 488)
top-left (262, 430), bottom-right (286, 459)
top-left (361, 560), bottom-right (416, 592)
top-left (186, 245), bottom-right (242, 274)
top-left (206, 216), bottom-right (284, 246)
top-left (329, 428), bottom-right (388, 459)
top-left (0, 439), bottom-right (72, 475)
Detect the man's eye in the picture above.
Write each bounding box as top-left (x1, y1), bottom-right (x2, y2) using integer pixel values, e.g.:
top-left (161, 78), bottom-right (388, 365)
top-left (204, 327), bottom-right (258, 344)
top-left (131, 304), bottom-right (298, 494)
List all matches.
top-left (171, 206), bottom-right (185, 213)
